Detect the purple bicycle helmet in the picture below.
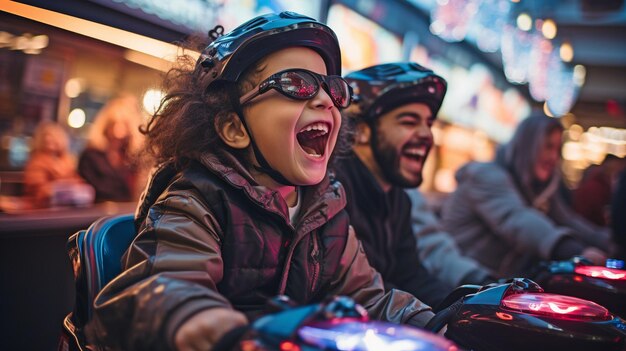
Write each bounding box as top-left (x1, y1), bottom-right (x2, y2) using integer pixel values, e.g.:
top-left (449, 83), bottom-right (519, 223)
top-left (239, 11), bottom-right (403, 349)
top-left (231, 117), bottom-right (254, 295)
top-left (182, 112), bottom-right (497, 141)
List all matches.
top-left (199, 11), bottom-right (342, 86)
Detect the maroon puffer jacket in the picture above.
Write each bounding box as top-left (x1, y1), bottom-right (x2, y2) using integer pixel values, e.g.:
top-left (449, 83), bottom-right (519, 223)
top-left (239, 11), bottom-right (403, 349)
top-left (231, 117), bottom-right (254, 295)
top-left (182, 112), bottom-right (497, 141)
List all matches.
top-left (87, 151), bottom-right (433, 350)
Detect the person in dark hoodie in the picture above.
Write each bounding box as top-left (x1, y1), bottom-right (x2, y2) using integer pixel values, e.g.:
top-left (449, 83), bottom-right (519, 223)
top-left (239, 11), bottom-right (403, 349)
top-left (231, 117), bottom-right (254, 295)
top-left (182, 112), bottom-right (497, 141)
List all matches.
top-left (440, 113), bottom-right (612, 278)
top-left (333, 62), bottom-right (452, 308)
top-left (611, 168), bottom-right (626, 259)
top-left (86, 13), bottom-right (434, 351)
top-left (573, 153), bottom-right (625, 226)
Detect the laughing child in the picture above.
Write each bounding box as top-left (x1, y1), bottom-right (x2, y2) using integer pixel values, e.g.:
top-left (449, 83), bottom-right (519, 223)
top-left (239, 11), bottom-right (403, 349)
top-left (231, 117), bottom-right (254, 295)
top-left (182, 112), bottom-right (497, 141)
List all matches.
top-left (87, 12), bottom-right (434, 351)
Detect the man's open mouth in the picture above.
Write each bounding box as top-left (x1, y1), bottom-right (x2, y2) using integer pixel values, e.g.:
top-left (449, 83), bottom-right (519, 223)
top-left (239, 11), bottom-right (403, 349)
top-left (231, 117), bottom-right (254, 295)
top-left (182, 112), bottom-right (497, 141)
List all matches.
top-left (402, 144), bottom-right (428, 161)
top-left (297, 122), bottom-right (331, 157)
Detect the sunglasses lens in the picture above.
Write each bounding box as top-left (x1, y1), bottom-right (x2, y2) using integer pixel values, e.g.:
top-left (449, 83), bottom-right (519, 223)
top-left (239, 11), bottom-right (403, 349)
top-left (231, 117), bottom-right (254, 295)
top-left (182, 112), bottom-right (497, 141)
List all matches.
top-left (275, 70), bottom-right (350, 108)
top-left (327, 78), bottom-right (350, 108)
top-left (279, 71), bottom-right (317, 99)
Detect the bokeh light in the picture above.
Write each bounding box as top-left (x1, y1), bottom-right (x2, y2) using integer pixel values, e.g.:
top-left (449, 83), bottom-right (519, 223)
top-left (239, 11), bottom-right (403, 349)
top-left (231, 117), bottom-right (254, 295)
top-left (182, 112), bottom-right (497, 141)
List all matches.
top-left (67, 108), bottom-right (86, 129)
top-left (517, 13), bottom-right (532, 31)
top-left (560, 42), bottom-right (574, 62)
top-left (142, 89), bottom-right (165, 115)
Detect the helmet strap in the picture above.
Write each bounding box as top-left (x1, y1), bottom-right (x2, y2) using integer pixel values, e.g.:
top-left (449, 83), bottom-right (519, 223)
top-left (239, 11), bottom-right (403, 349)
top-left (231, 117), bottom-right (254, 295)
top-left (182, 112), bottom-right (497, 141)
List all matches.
top-left (227, 84), bottom-right (295, 186)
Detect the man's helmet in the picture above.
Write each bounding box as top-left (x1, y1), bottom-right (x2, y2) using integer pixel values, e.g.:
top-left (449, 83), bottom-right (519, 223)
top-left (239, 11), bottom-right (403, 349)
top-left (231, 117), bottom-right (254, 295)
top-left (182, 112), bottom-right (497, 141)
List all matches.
top-left (199, 11), bottom-right (342, 86)
top-left (345, 62), bottom-right (447, 122)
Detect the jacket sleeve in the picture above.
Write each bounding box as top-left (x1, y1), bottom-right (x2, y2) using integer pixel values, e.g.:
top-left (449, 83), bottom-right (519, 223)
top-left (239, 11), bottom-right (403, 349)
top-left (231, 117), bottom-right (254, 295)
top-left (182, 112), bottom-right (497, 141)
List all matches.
top-left (550, 194), bottom-right (612, 252)
top-left (407, 189), bottom-right (492, 288)
top-left (386, 196), bottom-right (451, 307)
top-left (463, 163), bottom-right (572, 260)
top-left (325, 225), bottom-right (434, 328)
top-left (88, 190), bottom-right (235, 351)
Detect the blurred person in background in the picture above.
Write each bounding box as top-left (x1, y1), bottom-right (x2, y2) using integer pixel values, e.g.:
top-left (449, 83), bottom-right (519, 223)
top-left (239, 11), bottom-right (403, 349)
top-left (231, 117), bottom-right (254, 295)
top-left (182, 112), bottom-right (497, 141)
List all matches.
top-left (407, 188), bottom-right (495, 287)
top-left (573, 153), bottom-right (626, 226)
top-left (440, 114), bottom-right (612, 278)
top-left (334, 62), bottom-right (452, 307)
top-left (79, 94), bottom-right (146, 202)
top-left (23, 121), bottom-right (94, 208)
top-left (611, 168), bottom-right (626, 259)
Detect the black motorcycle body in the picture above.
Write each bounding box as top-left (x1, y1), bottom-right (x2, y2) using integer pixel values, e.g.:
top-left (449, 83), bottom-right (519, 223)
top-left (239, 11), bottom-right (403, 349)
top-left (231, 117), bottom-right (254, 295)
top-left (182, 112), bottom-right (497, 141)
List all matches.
top-left (534, 258), bottom-right (626, 318)
top-left (435, 278), bottom-right (626, 351)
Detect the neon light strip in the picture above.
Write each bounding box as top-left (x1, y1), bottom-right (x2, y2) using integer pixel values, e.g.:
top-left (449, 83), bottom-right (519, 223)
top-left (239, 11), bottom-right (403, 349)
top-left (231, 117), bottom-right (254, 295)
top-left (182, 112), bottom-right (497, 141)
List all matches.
top-left (0, 0), bottom-right (198, 62)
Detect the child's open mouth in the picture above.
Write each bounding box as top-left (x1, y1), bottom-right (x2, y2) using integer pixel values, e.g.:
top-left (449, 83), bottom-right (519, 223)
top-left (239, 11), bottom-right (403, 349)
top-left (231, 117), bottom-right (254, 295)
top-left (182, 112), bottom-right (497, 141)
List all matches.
top-left (297, 122), bottom-right (330, 158)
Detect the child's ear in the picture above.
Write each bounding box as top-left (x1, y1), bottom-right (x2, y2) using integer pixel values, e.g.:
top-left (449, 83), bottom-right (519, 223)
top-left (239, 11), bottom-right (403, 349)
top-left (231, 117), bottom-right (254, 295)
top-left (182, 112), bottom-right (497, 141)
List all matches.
top-left (216, 114), bottom-right (250, 149)
top-left (355, 122), bottom-right (371, 145)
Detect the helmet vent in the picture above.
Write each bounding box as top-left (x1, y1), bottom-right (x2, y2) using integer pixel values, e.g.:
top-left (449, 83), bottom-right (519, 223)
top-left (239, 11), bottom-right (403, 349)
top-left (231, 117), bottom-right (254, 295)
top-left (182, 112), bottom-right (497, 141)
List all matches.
top-left (200, 12), bottom-right (341, 86)
top-left (280, 11), bottom-right (313, 20)
top-left (235, 17), bottom-right (269, 33)
top-left (374, 65), bottom-right (405, 79)
top-left (408, 62), bottom-right (426, 71)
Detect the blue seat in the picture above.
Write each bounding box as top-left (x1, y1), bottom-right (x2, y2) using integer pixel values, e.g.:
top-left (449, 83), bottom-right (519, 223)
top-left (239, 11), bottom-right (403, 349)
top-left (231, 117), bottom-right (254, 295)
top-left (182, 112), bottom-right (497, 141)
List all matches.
top-left (59, 214), bottom-right (136, 351)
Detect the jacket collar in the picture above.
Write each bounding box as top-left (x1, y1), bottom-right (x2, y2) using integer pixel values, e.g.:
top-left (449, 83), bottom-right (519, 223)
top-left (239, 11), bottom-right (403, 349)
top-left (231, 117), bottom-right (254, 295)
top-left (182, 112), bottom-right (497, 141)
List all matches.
top-left (199, 150), bottom-right (346, 231)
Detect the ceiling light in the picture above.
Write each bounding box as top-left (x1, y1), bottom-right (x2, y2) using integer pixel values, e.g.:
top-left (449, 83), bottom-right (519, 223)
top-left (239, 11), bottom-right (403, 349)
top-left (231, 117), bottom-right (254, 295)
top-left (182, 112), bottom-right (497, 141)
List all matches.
top-left (67, 108), bottom-right (86, 129)
top-left (573, 64), bottom-right (586, 86)
top-left (517, 13), bottom-right (532, 31)
top-left (30, 34), bottom-right (48, 49)
top-left (142, 89), bottom-right (165, 115)
top-left (560, 42), bottom-right (574, 62)
top-left (542, 19), bottom-right (557, 39)
top-left (65, 78), bottom-right (84, 98)
top-left (1, 1), bottom-right (194, 62)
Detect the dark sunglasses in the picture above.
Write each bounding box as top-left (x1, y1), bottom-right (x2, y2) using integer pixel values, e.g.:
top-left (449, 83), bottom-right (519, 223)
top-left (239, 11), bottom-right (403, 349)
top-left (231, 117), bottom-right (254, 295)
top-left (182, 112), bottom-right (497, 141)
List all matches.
top-left (239, 68), bottom-right (353, 108)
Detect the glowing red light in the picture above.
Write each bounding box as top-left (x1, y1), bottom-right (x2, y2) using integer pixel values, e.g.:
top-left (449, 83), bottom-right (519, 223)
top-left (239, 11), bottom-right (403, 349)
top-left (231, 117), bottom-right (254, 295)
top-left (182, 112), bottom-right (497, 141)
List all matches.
top-left (546, 302), bottom-right (578, 314)
top-left (280, 341), bottom-right (300, 351)
top-left (575, 266), bottom-right (626, 280)
top-left (496, 312), bottom-right (513, 320)
top-left (501, 293), bottom-right (612, 321)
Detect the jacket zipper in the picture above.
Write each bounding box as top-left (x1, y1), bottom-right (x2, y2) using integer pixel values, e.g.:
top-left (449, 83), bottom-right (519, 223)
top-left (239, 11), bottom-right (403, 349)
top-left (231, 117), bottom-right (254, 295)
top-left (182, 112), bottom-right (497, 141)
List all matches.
top-left (273, 190), bottom-right (339, 295)
top-left (310, 230), bottom-right (320, 295)
top-left (278, 216), bottom-right (325, 294)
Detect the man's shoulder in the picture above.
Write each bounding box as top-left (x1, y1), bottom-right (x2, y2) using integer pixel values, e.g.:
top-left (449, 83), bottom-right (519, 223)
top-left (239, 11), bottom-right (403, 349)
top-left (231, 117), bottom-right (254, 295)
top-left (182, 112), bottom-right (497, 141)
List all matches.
top-left (330, 158), bottom-right (361, 199)
top-left (391, 186), bottom-right (412, 205)
top-left (330, 155), bottom-right (360, 180)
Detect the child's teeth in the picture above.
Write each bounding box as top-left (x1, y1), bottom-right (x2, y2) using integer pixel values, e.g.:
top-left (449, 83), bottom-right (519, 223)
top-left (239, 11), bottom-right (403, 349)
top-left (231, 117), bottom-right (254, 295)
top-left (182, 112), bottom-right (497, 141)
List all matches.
top-left (302, 122), bottom-right (329, 134)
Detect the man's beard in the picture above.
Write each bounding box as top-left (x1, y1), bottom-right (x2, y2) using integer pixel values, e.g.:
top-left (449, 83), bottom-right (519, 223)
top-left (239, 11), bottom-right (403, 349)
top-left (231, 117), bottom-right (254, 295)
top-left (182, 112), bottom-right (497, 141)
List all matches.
top-left (371, 127), bottom-right (424, 189)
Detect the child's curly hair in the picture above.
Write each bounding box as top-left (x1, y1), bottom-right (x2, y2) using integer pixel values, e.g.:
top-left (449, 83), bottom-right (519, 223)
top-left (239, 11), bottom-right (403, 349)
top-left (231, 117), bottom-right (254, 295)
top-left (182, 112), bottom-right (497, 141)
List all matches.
top-left (141, 37), bottom-right (353, 169)
top-left (140, 38), bottom-right (234, 167)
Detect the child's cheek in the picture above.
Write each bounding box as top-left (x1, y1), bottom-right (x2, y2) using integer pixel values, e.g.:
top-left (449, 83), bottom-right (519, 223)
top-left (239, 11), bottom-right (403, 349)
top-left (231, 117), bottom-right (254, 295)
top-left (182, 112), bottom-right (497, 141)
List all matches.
top-left (331, 111), bottom-right (342, 146)
top-left (329, 126), bottom-right (340, 152)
